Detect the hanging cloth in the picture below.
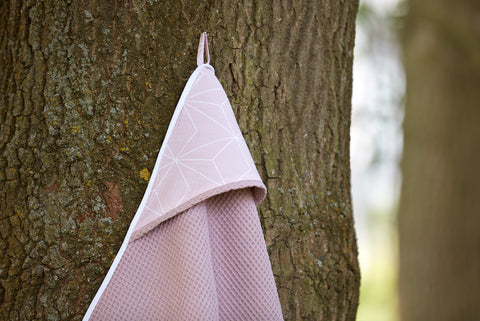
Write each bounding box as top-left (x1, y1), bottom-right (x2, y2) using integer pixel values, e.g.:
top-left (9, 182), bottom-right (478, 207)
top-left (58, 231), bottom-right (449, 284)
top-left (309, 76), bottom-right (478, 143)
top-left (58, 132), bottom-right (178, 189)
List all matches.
top-left (82, 32), bottom-right (284, 321)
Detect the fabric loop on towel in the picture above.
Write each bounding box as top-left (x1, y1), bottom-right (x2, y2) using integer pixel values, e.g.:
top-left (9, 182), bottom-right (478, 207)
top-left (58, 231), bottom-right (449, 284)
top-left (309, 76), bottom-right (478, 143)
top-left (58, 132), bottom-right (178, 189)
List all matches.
top-left (197, 32), bottom-right (210, 66)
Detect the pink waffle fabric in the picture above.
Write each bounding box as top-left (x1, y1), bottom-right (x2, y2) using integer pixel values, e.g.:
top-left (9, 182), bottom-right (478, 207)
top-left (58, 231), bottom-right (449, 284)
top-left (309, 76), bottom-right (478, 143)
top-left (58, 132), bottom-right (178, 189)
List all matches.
top-left (83, 33), bottom-right (283, 320)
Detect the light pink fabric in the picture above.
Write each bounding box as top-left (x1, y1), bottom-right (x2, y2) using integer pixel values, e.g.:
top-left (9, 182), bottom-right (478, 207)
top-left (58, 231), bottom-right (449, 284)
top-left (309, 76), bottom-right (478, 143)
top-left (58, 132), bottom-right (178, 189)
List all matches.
top-left (132, 65), bottom-right (265, 241)
top-left (83, 33), bottom-right (283, 321)
top-left (197, 32), bottom-right (210, 65)
top-left (89, 189), bottom-right (283, 320)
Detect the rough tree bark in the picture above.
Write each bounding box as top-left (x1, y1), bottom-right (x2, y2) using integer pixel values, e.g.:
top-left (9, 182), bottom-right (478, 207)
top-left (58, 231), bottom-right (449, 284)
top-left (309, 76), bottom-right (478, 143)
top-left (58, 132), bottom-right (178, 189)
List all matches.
top-left (0, 1), bottom-right (360, 320)
top-left (399, 0), bottom-right (480, 320)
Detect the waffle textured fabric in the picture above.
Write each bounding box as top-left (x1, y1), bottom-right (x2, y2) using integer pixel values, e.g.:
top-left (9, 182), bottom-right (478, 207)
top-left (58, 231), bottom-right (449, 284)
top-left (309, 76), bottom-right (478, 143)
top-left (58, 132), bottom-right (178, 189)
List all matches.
top-left (89, 188), bottom-right (283, 320)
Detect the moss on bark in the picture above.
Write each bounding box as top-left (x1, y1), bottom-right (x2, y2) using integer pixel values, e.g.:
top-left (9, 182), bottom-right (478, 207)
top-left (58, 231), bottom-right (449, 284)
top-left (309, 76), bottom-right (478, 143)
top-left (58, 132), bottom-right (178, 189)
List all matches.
top-left (0, 0), bottom-right (359, 320)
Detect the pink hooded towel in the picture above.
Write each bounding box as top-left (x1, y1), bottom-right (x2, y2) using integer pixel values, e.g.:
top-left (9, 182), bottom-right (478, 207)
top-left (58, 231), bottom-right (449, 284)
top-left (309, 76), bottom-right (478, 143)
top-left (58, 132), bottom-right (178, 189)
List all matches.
top-left (83, 33), bottom-right (284, 320)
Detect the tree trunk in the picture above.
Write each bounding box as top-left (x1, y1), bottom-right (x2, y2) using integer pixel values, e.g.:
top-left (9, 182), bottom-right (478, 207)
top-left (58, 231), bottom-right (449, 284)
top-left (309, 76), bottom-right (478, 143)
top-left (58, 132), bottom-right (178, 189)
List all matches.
top-left (0, 1), bottom-right (360, 320)
top-left (399, 0), bottom-right (480, 320)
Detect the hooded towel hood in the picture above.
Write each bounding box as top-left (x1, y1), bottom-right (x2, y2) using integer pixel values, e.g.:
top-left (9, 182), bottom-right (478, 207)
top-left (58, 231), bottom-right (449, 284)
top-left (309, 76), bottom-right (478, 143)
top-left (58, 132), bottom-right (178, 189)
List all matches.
top-left (131, 55), bottom-right (266, 241)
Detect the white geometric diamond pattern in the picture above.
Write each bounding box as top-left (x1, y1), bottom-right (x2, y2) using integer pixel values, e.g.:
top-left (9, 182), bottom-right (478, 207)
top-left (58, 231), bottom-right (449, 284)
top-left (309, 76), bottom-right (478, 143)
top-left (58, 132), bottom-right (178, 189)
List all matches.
top-left (134, 67), bottom-right (262, 236)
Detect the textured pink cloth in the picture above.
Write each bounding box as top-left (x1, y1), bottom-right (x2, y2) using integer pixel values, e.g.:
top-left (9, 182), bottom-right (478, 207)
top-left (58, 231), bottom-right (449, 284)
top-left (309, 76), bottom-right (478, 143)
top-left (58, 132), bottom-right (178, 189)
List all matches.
top-left (83, 33), bottom-right (283, 320)
top-left (89, 189), bottom-right (283, 320)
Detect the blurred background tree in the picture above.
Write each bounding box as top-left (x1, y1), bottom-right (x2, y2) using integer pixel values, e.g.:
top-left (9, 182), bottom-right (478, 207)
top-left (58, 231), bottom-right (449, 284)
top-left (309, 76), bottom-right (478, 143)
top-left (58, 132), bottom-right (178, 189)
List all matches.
top-left (353, 0), bottom-right (480, 320)
top-left (399, 0), bottom-right (480, 320)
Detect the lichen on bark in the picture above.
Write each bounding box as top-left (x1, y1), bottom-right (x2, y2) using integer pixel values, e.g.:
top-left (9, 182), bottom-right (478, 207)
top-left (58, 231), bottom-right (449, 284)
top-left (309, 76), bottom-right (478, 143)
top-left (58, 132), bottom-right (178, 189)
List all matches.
top-left (1, 0), bottom-right (359, 320)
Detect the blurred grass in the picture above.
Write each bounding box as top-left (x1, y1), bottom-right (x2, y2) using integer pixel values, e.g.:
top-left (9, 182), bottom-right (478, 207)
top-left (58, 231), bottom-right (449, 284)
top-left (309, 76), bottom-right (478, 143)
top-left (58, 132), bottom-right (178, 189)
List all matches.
top-left (356, 213), bottom-right (399, 321)
top-left (357, 261), bottom-right (398, 321)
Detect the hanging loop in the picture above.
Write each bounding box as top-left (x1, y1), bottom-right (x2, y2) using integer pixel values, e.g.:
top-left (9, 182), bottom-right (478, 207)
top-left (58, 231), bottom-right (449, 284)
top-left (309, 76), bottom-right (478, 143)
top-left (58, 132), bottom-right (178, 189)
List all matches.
top-left (197, 32), bottom-right (210, 66)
